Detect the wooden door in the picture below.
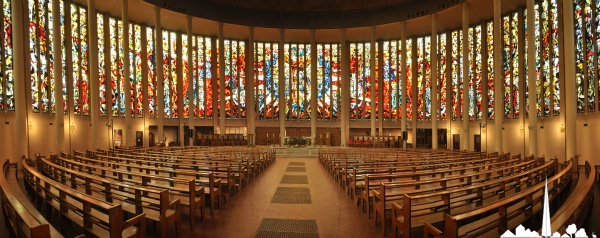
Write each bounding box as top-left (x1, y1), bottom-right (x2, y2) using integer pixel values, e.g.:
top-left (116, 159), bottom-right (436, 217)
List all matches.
top-left (474, 134), bottom-right (481, 152)
top-left (136, 131), bottom-right (143, 147)
top-left (452, 134), bottom-right (460, 151)
top-left (149, 133), bottom-right (155, 147)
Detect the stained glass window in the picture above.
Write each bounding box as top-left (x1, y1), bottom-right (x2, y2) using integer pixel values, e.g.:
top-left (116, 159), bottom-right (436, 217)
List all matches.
top-left (535, 2), bottom-right (543, 117)
top-left (574, 0), bottom-right (585, 113)
top-left (383, 40), bottom-right (400, 120)
top-left (503, 14), bottom-right (521, 119)
top-left (486, 22), bottom-right (494, 120)
top-left (350, 42), bottom-right (376, 120)
top-left (28, 0), bottom-right (39, 113)
top-left (133, 24), bottom-right (143, 117)
top-left (29, 0), bottom-right (55, 113)
top-left (0, 0), bottom-right (12, 111)
top-left (192, 36), bottom-right (212, 119)
top-left (473, 26), bottom-right (483, 119)
top-left (416, 37), bottom-right (432, 120)
top-left (59, 1), bottom-right (66, 113)
top-left (220, 39), bottom-right (246, 119)
top-left (439, 34), bottom-right (447, 120)
top-left (316, 43), bottom-right (341, 120)
top-left (585, 0), bottom-right (595, 112)
top-left (146, 26), bottom-right (156, 117)
top-left (254, 42), bottom-right (279, 120)
top-left (284, 43), bottom-right (311, 120)
top-left (70, 4), bottom-right (89, 115)
top-left (551, 0), bottom-right (560, 115)
top-left (109, 17), bottom-right (121, 116)
top-left (183, 34), bottom-right (190, 118)
top-left (98, 13), bottom-right (106, 116)
top-left (162, 31), bottom-right (178, 118)
top-left (406, 39), bottom-right (413, 121)
top-left (467, 26), bottom-right (476, 120)
top-left (451, 30), bottom-right (462, 120)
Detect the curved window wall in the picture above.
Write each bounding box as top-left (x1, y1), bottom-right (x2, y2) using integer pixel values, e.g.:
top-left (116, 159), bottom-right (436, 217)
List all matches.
top-left (10, 0), bottom-right (588, 125)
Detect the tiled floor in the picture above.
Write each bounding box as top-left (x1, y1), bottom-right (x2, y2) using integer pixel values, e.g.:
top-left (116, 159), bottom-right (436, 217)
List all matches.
top-left (179, 157), bottom-right (385, 238)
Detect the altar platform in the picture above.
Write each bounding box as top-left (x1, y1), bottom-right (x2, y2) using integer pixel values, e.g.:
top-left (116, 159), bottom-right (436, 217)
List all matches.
top-left (272, 146), bottom-right (323, 158)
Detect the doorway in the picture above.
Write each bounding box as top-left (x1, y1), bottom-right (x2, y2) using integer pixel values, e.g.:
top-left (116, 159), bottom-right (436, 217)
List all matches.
top-left (474, 134), bottom-right (481, 152)
top-left (452, 134), bottom-right (460, 151)
top-left (136, 131), bottom-right (143, 147)
top-left (149, 133), bottom-right (155, 147)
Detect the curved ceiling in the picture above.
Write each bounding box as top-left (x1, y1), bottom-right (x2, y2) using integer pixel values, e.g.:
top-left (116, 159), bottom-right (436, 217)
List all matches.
top-left (144, 0), bottom-right (464, 29)
top-left (87, 0), bottom-right (527, 42)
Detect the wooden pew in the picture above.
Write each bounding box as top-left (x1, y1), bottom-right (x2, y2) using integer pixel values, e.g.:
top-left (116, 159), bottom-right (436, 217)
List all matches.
top-left (546, 160), bottom-right (596, 235)
top-left (40, 157), bottom-right (182, 237)
top-left (390, 158), bottom-right (554, 237)
top-left (71, 157), bottom-right (222, 215)
top-left (360, 155), bottom-right (529, 218)
top-left (50, 155), bottom-right (212, 223)
top-left (0, 160), bottom-right (54, 238)
top-left (423, 159), bottom-right (573, 238)
top-left (21, 159), bottom-right (146, 238)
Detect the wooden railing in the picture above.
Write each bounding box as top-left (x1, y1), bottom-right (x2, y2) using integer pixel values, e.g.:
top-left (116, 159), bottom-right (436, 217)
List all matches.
top-left (0, 160), bottom-right (52, 238)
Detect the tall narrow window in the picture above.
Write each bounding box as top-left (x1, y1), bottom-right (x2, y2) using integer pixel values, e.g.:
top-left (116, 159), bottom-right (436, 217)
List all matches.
top-left (146, 26), bottom-right (156, 117)
top-left (406, 39), bottom-right (413, 121)
top-left (222, 39), bottom-right (246, 119)
top-left (192, 36), bottom-right (212, 119)
top-left (132, 24), bottom-right (143, 117)
top-left (487, 22), bottom-right (495, 120)
top-left (383, 40), bottom-right (400, 120)
top-left (285, 43), bottom-right (311, 120)
top-left (473, 25), bottom-right (483, 119)
top-left (71, 4), bottom-right (89, 115)
top-left (451, 30), bottom-right (462, 120)
top-left (349, 42), bottom-right (376, 120)
top-left (316, 43), bottom-right (341, 120)
top-left (439, 34), bottom-right (447, 120)
top-left (254, 42), bottom-right (279, 120)
top-left (98, 13), bottom-right (106, 116)
top-left (183, 34), bottom-right (190, 118)
top-left (28, 0), bottom-right (54, 113)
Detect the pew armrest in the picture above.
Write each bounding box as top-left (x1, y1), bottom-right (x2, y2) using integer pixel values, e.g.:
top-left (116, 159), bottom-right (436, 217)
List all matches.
top-left (424, 222), bottom-right (443, 238)
top-left (123, 213), bottom-right (146, 238)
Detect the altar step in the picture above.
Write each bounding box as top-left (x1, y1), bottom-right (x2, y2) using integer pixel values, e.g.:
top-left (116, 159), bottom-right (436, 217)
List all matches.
top-left (273, 146), bottom-right (322, 158)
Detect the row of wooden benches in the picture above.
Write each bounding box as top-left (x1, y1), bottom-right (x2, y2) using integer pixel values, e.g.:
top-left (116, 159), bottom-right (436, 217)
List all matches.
top-left (318, 148), bottom-right (593, 237)
top-left (6, 147), bottom-right (274, 238)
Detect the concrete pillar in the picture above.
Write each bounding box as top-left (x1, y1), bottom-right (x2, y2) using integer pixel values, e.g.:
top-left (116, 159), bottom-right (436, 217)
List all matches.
top-left (176, 33), bottom-right (184, 145)
top-left (89, 0), bottom-right (100, 150)
top-left (462, 2), bottom-right (470, 151)
top-left (186, 16), bottom-right (194, 145)
top-left (154, 7), bottom-right (164, 143)
top-left (121, 0), bottom-right (131, 147)
top-left (493, 0), bottom-right (503, 153)
top-left (446, 32), bottom-right (453, 150)
top-left (218, 23), bottom-right (226, 135)
top-left (53, 0), bottom-right (64, 153)
top-left (431, 14), bottom-right (439, 150)
top-left (341, 29), bottom-right (349, 146)
top-left (377, 41), bottom-right (384, 134)
top-left (411, 39), bottom-right (417, 147)
top-left (563, 0), bottom-right (577, 161)
top-left (370, 26), bottom-right (376, 136)
top-left (247, 27), bottom-right (255, 144)
top-left (13, 0), bottom-right (26, 161)
top-left (310, 30), bottom-right (317, 145)
top-left (278, 29), bottom-right (285, 145)
top-left (141, 26), bottom-right (149, 147)
top-left (400, 22), bottom-right (407, 148)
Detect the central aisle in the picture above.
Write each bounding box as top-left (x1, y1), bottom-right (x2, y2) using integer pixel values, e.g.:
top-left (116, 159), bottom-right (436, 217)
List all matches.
top-left (185, 157), bottom-right (385, 237)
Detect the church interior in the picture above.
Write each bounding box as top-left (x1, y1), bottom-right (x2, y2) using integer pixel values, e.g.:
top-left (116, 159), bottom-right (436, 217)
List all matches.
top-left (0, 0), bottom-right (598, 237)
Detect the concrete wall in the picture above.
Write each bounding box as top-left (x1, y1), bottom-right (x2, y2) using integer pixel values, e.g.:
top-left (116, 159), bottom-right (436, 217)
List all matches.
top-left (1, 110), bottom-right (596, 166)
